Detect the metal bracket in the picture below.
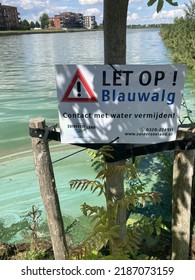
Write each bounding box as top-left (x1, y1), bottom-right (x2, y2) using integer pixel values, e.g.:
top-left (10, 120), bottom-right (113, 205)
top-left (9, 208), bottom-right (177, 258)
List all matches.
top-left (29, 124), bottom-right (61, 142)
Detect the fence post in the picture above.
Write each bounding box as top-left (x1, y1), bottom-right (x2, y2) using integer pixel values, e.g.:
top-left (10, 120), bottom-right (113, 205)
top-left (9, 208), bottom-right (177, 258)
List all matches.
top-left (172, 124), bottom-right (195, 259)
top-left (29, 117), bottom-right (69, 260)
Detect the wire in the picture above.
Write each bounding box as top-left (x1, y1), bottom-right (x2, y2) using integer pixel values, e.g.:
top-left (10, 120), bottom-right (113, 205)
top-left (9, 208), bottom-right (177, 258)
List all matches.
top-left (52, 137), bottom-right (119, 164)
top-left (53, 147), bottom-right (87, 164)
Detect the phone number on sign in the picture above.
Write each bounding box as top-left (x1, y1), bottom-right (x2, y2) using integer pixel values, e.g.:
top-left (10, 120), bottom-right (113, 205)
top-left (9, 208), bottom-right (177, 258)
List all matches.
top-left (113, 266), bottom-right (174, 276)
top-left (144, 128), bottom-right (174, 132)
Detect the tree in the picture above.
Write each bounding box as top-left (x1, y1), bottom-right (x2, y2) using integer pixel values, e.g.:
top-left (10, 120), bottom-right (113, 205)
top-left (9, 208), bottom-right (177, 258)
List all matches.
top-left (184, 0), bottom-right (195, 19)
top-left (160, 0), bottom-right (195, 68)
top-left (20, 19), bottom-right (30, 30)
top-left (104, 0), bottom-right (129, 64)
top-left (50, 19), bottom-right (55, 28)
top-left (30, 21), bottom-right (35, 29)
top-left (103, 0), bottom-right (130, 256)
top-left (103, 0), bottom-right (179, 255)
top-left (69, 147), bottom-right (163, 259)
top-left (35, 21), bottom-right (41, 28)
top-left (39, 13), bottom-right (49, 29)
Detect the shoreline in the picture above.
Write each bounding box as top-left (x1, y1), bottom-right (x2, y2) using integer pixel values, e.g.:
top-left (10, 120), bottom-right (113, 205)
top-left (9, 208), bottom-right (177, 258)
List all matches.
top-left (0, 28), bottom-right (101, 36)
top-left (0, 26), bottom-right (162, 36)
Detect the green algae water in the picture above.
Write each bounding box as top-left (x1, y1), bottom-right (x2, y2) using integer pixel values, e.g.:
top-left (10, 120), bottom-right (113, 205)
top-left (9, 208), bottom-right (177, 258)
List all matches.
top-left (0, 29), bottom-right (194, 241)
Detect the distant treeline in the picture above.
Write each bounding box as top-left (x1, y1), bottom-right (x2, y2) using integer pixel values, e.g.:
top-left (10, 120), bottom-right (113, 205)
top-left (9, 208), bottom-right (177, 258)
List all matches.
top-left (160, 1), bottom-right (195, 69)
top-left (127, 24), bottom-right (166, 29)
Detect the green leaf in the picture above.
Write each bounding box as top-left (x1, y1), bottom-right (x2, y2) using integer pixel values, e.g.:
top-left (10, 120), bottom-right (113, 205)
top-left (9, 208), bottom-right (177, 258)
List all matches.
top-left (155, 227), bottom-right (161, 235)
top-left (160, 223), bottom-right (170, 232)
top-left (165, 0), bottom-right (178, 6)
top-left (102, 152), bottom-right (114, 159)
top-left (94, 224), bottom-right (107, 233)
top-left (157, 0), bottom-right (164, 13)
top-left (91, 162), bottom-right (104, 171)
top-left (148, 0), bottom-right (177, 13)
top-left (147, 0), bottom-right (158, 7)
top-left (95, 169), bottom-right (105, 179)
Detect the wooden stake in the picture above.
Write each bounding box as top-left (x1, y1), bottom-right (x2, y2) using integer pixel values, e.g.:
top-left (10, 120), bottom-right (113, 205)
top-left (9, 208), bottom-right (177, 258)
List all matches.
top-left (172, 124), bottom-right (195, 259)
top-left (29, 117), bottom-right (69, 260)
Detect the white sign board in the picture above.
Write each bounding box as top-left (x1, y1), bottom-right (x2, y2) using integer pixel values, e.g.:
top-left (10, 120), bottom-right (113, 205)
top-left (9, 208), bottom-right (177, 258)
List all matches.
top-left (55, 64), bottom-right (186, 144)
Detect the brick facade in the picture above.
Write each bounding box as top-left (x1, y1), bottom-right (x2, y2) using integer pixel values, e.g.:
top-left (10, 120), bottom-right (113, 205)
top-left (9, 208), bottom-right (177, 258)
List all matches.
top-left (0, 3), bottom-right (20, 30)
top-left (49, 12), bottom-right (96, 30)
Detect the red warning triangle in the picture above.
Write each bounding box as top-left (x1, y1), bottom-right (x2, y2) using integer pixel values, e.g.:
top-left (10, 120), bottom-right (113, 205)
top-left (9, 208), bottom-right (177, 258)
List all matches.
top-left (61, 69), bottom-right (98, 102)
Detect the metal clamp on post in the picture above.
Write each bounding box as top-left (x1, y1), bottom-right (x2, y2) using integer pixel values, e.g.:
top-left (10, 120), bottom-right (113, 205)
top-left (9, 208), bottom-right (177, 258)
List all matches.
top-left (29, 127), bottom-right (45, 138)
top-left (184, 136), bottom-right (195, 151)
top-left (43, 124), bottom-right (58, 141)
top-left (29, 124), bottom-right (61, 142)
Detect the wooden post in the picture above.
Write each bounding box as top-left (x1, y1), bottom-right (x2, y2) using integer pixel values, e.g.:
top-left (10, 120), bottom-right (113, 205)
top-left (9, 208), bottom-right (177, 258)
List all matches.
top-left (29, 117), bottom-right (69, 260)
top-left (172, 124), bottom-right (195, 259)
top-left (103, 0), bottom-right (129, 255)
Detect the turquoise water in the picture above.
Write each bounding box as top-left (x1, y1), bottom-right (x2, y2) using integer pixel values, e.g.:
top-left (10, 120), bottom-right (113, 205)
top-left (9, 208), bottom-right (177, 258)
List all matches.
top-left (0, 145), bottom-right (101, 225)
top-left (0, 29), bottom-right (194, 229)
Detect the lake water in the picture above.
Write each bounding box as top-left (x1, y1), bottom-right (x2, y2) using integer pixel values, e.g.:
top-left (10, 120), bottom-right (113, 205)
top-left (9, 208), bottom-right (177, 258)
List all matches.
top-left (0, 29), bottom-right (194, 229)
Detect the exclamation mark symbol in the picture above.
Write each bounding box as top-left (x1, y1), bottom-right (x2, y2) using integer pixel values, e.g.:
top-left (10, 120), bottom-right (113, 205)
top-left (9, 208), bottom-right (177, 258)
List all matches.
top-left (77, 81), bottom-right (81, 97)
top-left (172, 71), bottom-right (177, 86)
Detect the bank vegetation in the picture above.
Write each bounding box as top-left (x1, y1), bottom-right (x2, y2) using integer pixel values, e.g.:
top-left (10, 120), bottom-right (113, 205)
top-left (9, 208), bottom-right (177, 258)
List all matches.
top-left (160, 0), bottom-right (195, 69)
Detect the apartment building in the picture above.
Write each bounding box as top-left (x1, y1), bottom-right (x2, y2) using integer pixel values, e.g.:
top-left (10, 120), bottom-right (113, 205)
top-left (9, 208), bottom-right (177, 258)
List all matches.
top-left (49, 12), bottom-right (83, 29)
top-left (0, 3), bottom-right (20, 30)
top-left (83, 16), bottom-right (96, 29)
top-left (49, 12), bottom-right (96, 30)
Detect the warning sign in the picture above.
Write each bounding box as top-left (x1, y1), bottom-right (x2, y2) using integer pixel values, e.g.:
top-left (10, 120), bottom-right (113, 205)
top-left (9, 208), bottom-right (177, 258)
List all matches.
top-left (55, 64), bottom-right (186, 144)
top-left (61, 69), bottom-right (98, 102)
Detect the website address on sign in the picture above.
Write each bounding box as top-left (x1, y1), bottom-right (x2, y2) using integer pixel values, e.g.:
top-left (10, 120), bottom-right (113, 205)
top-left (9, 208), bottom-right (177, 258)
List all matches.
top-left (125, 132), bottom-right (173, 137)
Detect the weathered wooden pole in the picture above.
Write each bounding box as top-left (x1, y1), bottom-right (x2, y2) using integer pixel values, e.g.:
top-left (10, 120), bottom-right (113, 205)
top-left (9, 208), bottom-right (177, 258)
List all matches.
top-left (104, 0), bottom-right (129, 255)
top-left (104, 0), bottom-right (129, 64)
top-left (172, 124), bottom-right (195, 259)
top-left (29, 117), bottom-right (69, 260)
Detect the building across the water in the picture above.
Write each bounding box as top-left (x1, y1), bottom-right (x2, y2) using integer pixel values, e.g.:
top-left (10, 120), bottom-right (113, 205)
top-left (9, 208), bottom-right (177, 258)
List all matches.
top-left (49, 12), bottom-right (96, 30)
top-left (83, 16), bottom-right (96, 29)
top-left (0, 3), bottom-right (20, 30)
